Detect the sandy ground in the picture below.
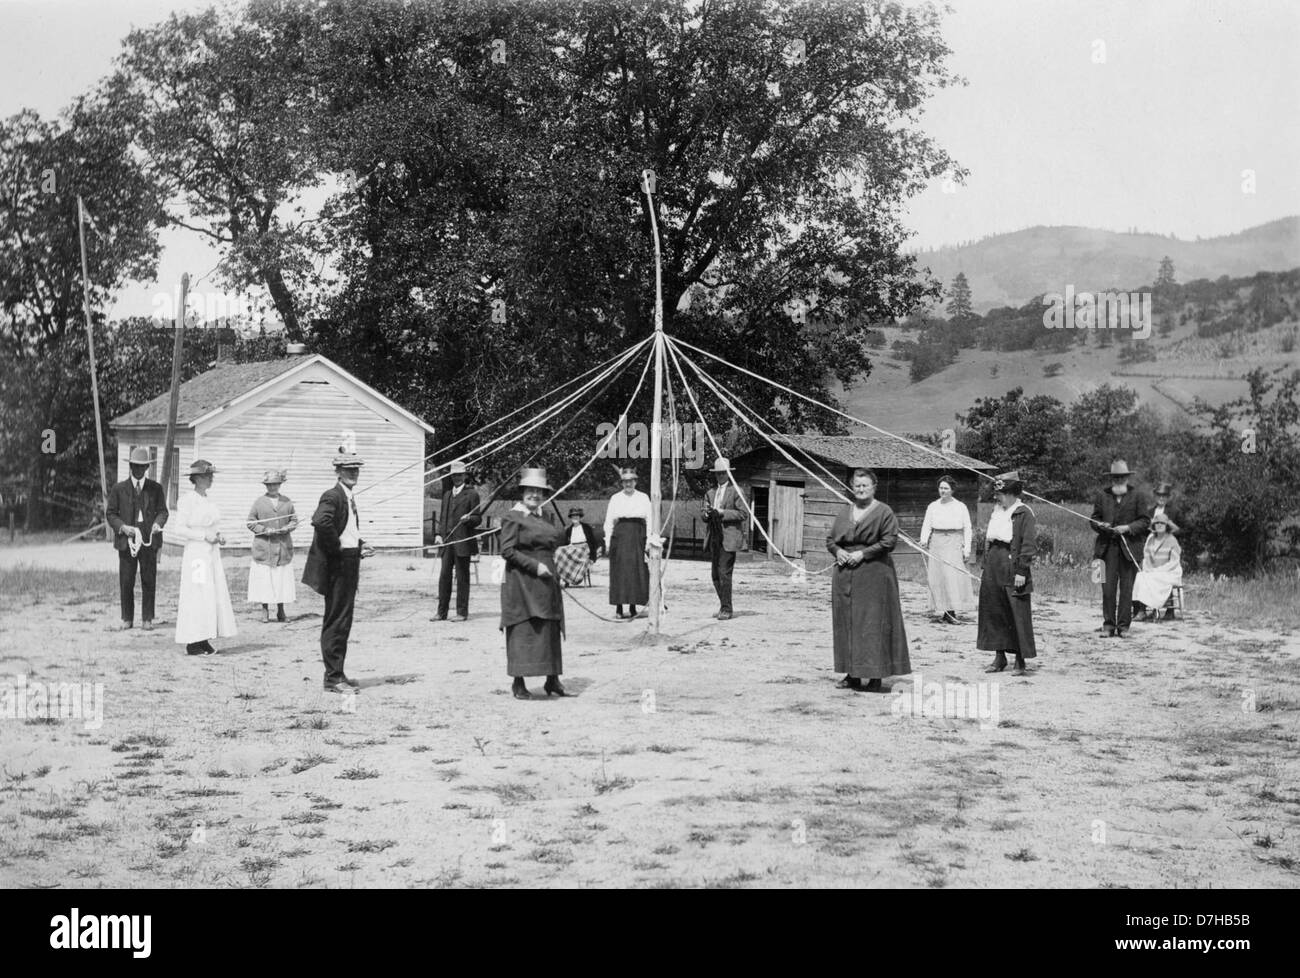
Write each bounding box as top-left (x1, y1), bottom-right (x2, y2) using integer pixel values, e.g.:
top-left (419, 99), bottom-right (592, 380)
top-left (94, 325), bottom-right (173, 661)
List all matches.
top-left (1, 546), bottom-right (1298, 889)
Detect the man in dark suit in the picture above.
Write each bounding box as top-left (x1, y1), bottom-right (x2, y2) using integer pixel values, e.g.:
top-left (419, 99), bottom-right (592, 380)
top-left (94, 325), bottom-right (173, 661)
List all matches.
top-left (105, 446), bottom-right (169, 631)
top-left (433, 460), bottom-right (482, 621)
top-left (1090, 460), bottom-right (1152, 638)
top-left (703, 457), bottom-right (749, 621)
top-left (302, 451), bottom-right (374, 694)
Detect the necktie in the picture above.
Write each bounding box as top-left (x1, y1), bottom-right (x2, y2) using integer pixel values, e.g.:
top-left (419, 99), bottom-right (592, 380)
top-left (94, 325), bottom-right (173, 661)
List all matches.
top-left (350, 495), bottom-right (359, 531)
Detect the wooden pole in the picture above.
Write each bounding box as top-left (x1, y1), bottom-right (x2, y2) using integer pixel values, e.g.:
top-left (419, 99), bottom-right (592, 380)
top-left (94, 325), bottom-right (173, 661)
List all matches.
top-left (160, 272), bottom-right (190, 508)
top-left (644, 172), bottom-right (665, 634)
top-left (77, 196), bottom-right (112, 542)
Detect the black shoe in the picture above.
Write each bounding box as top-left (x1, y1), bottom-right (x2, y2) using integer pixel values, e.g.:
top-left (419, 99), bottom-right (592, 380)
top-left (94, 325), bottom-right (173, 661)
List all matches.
top-left (1116, 627), bottom-right (1129, 638)
top-left (512, 679), bottom-right (531, 700)
top-left (1011, 657), bottom-right (1028, 676)
top-left (323, 681), bottom-right (355, 694)
top-left (543, 678), bottom-right (569, 697)
top-left (186, 642), bottom-right (204, 656)
top-left (1162, 609), bottom-right (1175, 621)
top-left (453, 614), bottom-right (468, 622)
top-left (1098, 626), bottom-right (1116, 637)
top-left (942, 611), bottom-right (958, 624)
top-left (342, 676), bottom-right (361, 689)
top-left (862, 678), bottom-right (884, 693)
top-left (277, 606), bottom-right (287, 622)
top-left (835, 675), bottom-right (862, 690)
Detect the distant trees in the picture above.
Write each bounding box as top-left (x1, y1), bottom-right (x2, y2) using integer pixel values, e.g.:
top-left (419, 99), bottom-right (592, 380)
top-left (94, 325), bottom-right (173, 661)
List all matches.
top-left (1156, 256), bottom-right (1177, 288)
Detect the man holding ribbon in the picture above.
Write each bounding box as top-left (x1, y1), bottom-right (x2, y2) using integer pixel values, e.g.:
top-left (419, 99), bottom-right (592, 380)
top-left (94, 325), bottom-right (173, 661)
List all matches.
top-left (105, 446), bottom-right (169, 631)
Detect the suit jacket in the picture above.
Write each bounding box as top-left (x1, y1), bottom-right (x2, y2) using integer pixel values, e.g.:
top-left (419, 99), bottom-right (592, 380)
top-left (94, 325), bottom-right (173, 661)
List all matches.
top-left (437, 484), bottom-right (482, 557)
top-left (105, 477), bottom-right (169, 553)
top-left (1091, 487), bottom-right (1152, 564)
top-left (1007, 503), bottom-right (1037, 594)
top-left (704, 483), bottom-right (749, 553)
top-left (302, 484), bottom-right (365, 595)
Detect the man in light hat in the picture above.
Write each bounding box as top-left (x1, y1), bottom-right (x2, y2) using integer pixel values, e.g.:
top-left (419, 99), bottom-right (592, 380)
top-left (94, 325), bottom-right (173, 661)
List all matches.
top-left (1089, 459), bottom-right (1151, 638)
top-left (433, 459), bottom-right (481, 622)
top-left (105, 446), bottom-right (170, 631)
top-left (303, 449), bottom-right (375, 694)
top-left (703, 457), bottom-right (749, 620)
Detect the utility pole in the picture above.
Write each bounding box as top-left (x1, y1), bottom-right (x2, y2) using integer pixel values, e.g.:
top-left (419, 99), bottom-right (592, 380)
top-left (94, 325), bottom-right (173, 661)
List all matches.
top-left (161, 272), bottom-right (190, 507)
top-left (77, 196), bottom-right (111, 542)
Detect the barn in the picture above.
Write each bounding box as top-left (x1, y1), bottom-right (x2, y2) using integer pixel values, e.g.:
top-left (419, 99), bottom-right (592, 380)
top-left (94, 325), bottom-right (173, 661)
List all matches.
top-left (109, 351), bottom-right (435, 551)
top-left (730, 434), bottom-right (995, 570)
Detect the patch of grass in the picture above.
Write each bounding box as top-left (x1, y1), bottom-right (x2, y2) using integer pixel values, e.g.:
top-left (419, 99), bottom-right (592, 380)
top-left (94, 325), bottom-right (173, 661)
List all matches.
top-left (283, 811), bottom-right (328, 825)
top-left (207, 769), bottom-right (232, 779)
top-left (291, 753), bottom-right (333, 775)
top-left (336, 766), bottom-right (380, 780)
top-left (21, 806), bottom-right (78, 821)
top-left (1005, 847), bottom-right (1038, 862)
top-left (345, 839), bottom-right (397, 853)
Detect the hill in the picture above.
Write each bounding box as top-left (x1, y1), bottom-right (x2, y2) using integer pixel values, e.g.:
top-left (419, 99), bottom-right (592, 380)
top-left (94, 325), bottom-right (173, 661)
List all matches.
top-left (911, 218), bottom-right (1300, 313)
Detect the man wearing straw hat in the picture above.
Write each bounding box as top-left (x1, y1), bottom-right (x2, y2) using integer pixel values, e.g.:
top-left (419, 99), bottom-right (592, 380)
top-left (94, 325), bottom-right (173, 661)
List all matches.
top-left (1089, 459), bottom-right (1151, 638)
top-left (303, 448), bottom-right (375, 694)
top-left (433, 459), bottom-right (481, 622)
top-left (105, 446), bottom-right (169, 631)
top-left (703, 457), bottom-right (749, 621)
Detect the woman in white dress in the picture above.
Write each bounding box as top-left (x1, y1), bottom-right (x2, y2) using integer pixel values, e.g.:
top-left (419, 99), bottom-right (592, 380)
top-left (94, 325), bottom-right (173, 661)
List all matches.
top-left (1133, 515), bottom-right (1183, 621)
top-left (246, 468), bottom-right (298, 622)
top-left (919, 475), bottom-right (974, 624)
top-left (167, 459), bottom-right (237, 655)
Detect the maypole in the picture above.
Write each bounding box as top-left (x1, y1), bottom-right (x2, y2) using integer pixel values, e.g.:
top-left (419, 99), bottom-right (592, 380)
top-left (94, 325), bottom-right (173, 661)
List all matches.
top-left (77, 196), bottom-right (112, 542)
top-left (643, 169), bottom-right (665, 634)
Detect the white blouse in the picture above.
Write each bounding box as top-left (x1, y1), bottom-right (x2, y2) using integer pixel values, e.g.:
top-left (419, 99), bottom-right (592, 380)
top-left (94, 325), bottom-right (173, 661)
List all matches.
top-left (920, 497), bottom-right (972, 551)
top-left (168, 492), bottom-right (222, 544)
top-left (985, 500), bottom-right (1027, 544)
top-left (603, 489), bottom-right (653, 540)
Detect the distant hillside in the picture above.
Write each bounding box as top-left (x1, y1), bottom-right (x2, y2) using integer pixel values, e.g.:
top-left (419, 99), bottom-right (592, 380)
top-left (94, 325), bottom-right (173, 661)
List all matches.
top-left (911, 218), bottom-right (1300, 312)
top-left (835, 266), bottom-right (1300, 435)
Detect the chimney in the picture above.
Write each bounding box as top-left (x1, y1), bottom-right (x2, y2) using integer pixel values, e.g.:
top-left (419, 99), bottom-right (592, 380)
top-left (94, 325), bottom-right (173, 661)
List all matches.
top-left (286, 342), bottom-right (308, 355)
top-left (216, 326), bottom-right (236, 363)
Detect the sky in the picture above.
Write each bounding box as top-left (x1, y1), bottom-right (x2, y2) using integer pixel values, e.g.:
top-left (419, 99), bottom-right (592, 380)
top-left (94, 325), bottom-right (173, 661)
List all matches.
top-left (2, 0), bottom-right (1298, 318)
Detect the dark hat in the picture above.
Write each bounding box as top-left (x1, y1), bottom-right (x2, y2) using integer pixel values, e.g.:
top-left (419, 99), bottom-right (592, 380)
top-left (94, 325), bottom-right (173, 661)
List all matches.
top-left (1107, 460), bottom-right (1134, 477)
top-left (567, 507), bottom-right (584, 518)
top-left (993, 470), bottom-right (1023, 493)
top-left (1154, 481), bottom-right (1173, 495)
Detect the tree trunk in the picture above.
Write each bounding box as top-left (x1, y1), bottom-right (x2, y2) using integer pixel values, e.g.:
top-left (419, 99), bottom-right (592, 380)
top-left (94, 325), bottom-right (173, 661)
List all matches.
top-left (261, 266), bottom-right (302, 342)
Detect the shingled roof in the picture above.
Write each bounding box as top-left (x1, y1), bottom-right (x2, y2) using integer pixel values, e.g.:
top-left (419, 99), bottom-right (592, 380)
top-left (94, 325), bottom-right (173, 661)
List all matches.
top-left (111, 358), bottom-right (306, 428)
top-left (760, 434), bottom-right (995, 471)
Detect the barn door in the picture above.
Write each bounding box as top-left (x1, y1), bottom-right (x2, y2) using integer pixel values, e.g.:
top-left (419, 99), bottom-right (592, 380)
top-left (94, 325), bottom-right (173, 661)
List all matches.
top-left (770, 484), bottom-right (804, 556)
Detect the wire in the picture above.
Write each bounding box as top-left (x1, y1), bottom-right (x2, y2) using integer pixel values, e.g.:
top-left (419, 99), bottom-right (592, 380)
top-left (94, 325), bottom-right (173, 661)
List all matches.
top-left (670, 336), bottom-right (1107, 531)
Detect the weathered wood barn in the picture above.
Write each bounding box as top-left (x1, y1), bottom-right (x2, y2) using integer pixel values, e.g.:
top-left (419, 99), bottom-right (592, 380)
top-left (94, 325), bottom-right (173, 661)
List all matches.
top-left (110, 352), bottom-right (435, 550)
top-left (731, 434), bottom-right (994, 570)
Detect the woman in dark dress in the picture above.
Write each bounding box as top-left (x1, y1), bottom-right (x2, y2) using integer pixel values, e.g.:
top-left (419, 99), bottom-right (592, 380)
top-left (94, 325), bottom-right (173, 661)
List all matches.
top-left (499, 468), bottom-right (568, 700)
top-left (976, 470), bottom-right (1038, 676)
top-left (826, 468), bottom-right (911, 692)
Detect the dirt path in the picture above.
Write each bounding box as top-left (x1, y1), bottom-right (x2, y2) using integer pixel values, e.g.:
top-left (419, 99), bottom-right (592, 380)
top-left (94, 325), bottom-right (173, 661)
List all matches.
top-left (2, 552), bottom-right (1298, 888)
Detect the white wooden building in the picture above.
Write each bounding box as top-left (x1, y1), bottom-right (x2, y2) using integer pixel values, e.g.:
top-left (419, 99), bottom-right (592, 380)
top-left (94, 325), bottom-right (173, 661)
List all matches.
top-left (109, 353), bottom-right (435, 551)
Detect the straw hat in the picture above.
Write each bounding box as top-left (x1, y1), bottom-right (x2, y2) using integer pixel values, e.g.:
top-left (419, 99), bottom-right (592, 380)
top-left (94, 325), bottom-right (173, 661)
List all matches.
top-left (711, 457), bottom-right (730, 473)
top-left (447, 459), bottom-right (467, 476)
top-left (188, 459), bottom-right (217, 477)
top-left (332, 452), bottom-right (365, 468)
top-left (128, 447), bottom-right (152, 466)
top-left (1107, 460), bottom-right (1134, 477)
top-left (519, 467), bottom-right (551, 491)
top-left (262, 469), bottom-right (287, 485)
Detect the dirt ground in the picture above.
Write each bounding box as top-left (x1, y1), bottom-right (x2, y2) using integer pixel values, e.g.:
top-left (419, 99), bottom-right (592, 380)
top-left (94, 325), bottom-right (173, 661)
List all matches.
top-left (2, 545), bottom-right (1298, 888)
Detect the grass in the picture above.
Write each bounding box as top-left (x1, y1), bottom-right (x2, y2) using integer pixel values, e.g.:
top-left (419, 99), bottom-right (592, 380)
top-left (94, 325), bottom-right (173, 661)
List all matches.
top-left (0, 565), bottom-right (116, 605)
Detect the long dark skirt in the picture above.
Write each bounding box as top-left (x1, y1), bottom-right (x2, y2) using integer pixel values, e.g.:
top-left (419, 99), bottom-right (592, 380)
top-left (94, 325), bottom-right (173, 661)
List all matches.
top-left (976, 547), bottom-right (1037, 657)
top-left (830, 558), bottom-right (911, 678)
top-left (608, 518), bottom-right (649, 605)
top-left (506, 617), bottom-right (562, 677)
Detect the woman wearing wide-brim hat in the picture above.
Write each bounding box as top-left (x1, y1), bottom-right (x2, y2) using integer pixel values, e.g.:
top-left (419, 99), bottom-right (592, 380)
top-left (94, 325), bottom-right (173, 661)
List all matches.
top-left (499, 467), bottom-right (568, 699)
top-left (166, 460), bottom-right (237, 655)
top-left (976, 471), bottom-right (1037, 675)
top-left (246, 468), bottom-right (299, 622)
